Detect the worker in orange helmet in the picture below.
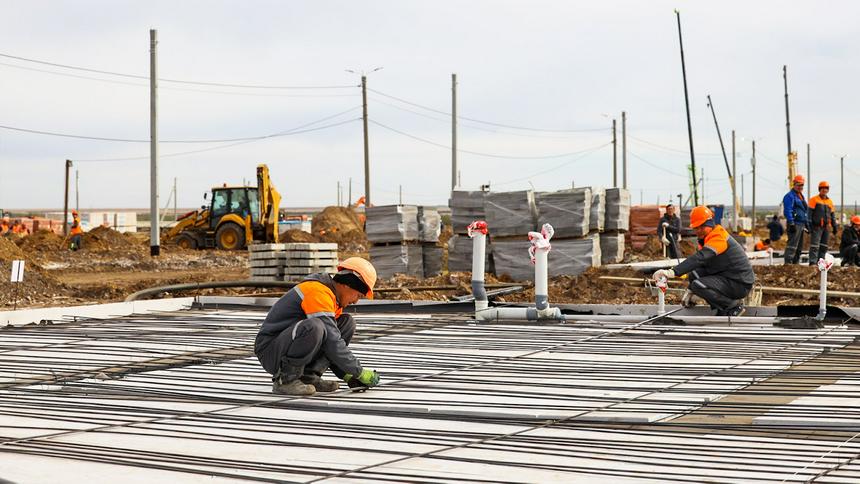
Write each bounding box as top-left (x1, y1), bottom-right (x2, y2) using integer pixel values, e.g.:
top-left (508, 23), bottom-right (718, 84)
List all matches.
top-left (754, 238), bottom-right (772, 251)
top-left (653, 205), bottom-right (754, 317)
top-left (254, 257), bottom-right (380, 395)
top-left (807, 181), bottom-right (838, 266)
top-left (0, 216), bottom-right (9, 236)
top-left (782, 174), bottom-right (809, 264)
top-left (69, 210), bottom-right (84, 251)
top-left (840, 215), bottom-right (860, 267)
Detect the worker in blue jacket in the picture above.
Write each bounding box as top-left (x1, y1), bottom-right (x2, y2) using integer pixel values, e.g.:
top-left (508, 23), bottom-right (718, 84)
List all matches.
top-left (782, 175), bottom-right (809, 264)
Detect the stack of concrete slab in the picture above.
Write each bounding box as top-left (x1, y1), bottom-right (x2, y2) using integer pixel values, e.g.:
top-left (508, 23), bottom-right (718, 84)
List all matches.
top-left (282, 243), bottom-right (338, 281)
top-left (422, 245), bottom-right (444, 277)
top-left (449, 191), bottom-right (487, 233)
top-left (417, 206), bottom-right (441, 243)
top-left (599, 232), bottom-right (625, 264)
top-left (589, 187), bottom-right (606, 233)
top-left (248, 243), bottom-right (287, 281)
top-left (604, 188), bottom-right (630, 232)
top-left (365, 205), bottom-right (419, 243)
top-left (488, 238), bottom-right (534, 281)
top-left (484, 190), bottom-right (537, 237)
top-left (447, 234), bottom-right (493, 273)
top-left (550, 234), bottom-right (601, 276)
top-left (370, 245), bottom-right (424, 279)
top-left (535, 188), bottom-right (591, 238)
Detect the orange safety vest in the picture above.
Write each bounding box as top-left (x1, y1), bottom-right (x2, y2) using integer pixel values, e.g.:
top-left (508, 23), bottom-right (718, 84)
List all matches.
top-left (754, 240), bottom-right (768, 251)
top-left (71, 215), bottom-right (83, 235)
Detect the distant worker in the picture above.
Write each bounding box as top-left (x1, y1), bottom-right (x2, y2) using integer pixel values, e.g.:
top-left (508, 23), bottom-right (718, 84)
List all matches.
top-left (653, 206), bottom-right (754, 317)
top-left (254, 257), bottom-right (380, 395)
top-left (807, 181), bottom-right (838, 266)
top-left (11, 219), bottom-right (28, 236)
top-left (657, 203), bottom-right (682, 259)
top-left (782, 175), bottom-right (809, 264)
top-left (767, 214), bottom-right (784, 242)
top-left (840, 215), bottom-right (860, 267)
top-left (754, 238), bottom-right (772, 251)
top-left (0, 216), bottom-right (10, 236)
top-left (69, 210), bottom-right (84, 251)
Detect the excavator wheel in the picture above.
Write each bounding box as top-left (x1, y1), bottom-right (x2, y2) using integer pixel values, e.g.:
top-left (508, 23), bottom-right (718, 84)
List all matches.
top-left (216, 222), bottom-right (246, 250)
top-left (175, 233), bottom-right (199, 250)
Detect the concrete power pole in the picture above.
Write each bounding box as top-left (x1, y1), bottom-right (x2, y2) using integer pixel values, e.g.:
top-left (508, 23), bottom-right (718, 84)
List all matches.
top-left (622, 111), bottom-right (627, 189)
top-left (612, 119), bottom-right (617, 187)
top-left (173, 177), bottom-right (177, 222)
top-left (75, 170), bottom-right (79, 212)
top-left (149, 29), bottom-right (160, 257)
top-left (731, 130), bottom-right (737, 232)
top-left (63, 159), bottom-right (72, 236)
top-left (807, 143), bottom-right (811, 199)
top-left (361, 75), bottom-right (371, 207)
top-left (752, 140), bottom-right (757, 228)
top-left (841, 156), bottom-right (845, 218)
top-left (451, 73), bottom-right (457, 191)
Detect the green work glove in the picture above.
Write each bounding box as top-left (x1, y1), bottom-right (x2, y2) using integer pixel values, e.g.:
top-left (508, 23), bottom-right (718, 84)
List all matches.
top-left (344, 369), bottom-right (380, 388)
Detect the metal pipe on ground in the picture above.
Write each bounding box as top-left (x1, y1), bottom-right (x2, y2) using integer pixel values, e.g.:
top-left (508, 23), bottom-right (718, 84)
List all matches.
top-left (598, 275), bottom-right (860, 300)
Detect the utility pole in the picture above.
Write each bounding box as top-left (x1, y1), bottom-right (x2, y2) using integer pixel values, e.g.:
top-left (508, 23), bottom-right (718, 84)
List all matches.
top-left (701, 168), bottom-right (705, 205)
top-left (399, 185), bottom-right (403, 205)
top-left (741, 173), bottom-right (745, 212)
top-left (63, 159), bottom-right (72, 236)
top-left (784, 65), bottom-right (797, 187)
top-left (622, 111), bottom-right (627, 189)
top-left (752, 140), bottom-right (757, 228)
top-left (149, 29), bottom-right (160, 257)
top-left (173, 177), bottom-right (177, 222)
top-left (337, 181), bottom-right (341, 206)
top-left (451, 73), bottom-right (457, 191)
top-left (348, 177), bottom-right (352, 205)
top-left (361, 75), bottom-right (371, 207)
top-left (731, 129), bottom-right (737, 232)
top-left (75, 170), bottom-right (79, 212)
top-left (612, 119), bottom-right (617, 187)
top-left (807, 143), bottom-right (811, 199)
top-left (675, 10), bottom-right (699, 205)
top-left (841, 156), bottom-right (845, 218)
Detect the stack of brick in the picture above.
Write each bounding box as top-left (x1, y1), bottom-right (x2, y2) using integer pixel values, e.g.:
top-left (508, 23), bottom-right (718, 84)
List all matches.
top-left (447, 234), bottom-right (493, 273)
top-left (448, 191), bottom-right (493, 273)
top-left (627, 205), bottom-right (664, 250)
top-left (589, 187), bottom-right (606, 233)
top-left (536, 187), bottom-right (601, 277)
top-left (485, 190), bottom-right (538, 281)
top-left (418, 206), bottom-right (443, 277)
top-left (600, 188), bottom-right (631, 264)
top-left (367, 205), bottom-right (424, 279)
top-left (249, 243), bottom-right (339, 281)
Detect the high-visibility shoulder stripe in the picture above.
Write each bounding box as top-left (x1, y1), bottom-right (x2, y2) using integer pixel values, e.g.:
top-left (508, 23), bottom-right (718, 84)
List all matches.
top-left (307, 311), bottom-right (336, 319)
top-left (299, 280), bottom-right (337, 318)
top-left (294, 285), bottom-right (305, 300)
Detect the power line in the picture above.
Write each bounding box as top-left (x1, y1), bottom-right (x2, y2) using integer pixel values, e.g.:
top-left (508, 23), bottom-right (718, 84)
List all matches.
top-left (368, 88), bottom-right (608, 133)
top-left (627, 134), bottom-right (721, 157)
top-left (492, 143), bottom-right (611, 186)
top-left (0, 51), bottom-right (358, 89)
top-left (626, 150), bottom-right (688, 178)
top-left (370, 119), bottom-right (609, 160)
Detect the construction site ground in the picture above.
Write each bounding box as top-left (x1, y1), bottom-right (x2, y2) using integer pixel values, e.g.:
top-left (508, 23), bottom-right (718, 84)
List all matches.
top-left (1, 208), bottom-right (856, 310)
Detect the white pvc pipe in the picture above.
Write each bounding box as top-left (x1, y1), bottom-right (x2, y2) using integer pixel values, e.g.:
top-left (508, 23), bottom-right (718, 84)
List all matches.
top-left (534, 248), bottom-right (549, 310)
top-left (658, 289), bottom-right (665, 314)
top-left (817, 264), bottom-right (828, 320)
top-left (471, 231), bottom-right (488, 312)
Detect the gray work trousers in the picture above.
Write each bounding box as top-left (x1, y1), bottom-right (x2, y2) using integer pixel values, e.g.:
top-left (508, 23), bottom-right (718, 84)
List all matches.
top-left (688, 272), bottom-right (752, 312)
top-left (807, 226), bottom-right (830, 266)
top-left (784, 226), bottom-right (805, 264)
top-left (256, 314), bottom-right (355, 382)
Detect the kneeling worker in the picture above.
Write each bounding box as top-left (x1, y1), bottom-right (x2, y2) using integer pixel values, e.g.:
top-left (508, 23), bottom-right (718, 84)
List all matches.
top-left (653, 206), bottom-right (755, 316)
top-left (840, 215), bottom-right (860, 267)
top-left (255, 257), bottom-right (380, 395)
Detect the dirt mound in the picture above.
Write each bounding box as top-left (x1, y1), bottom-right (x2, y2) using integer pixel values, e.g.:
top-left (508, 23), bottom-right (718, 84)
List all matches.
top-left (312, 207), bottom-right (363, 235)
top-left (280, 229), bottom-right (319, 243)
top-left (320, 228), bottom-right (368, 255)
top-left (0, 237), bottom-right (69, 307)
top-left (15, 230), bottom-right (67, 253)
top-left (82, 226), bottom-right (144, 252)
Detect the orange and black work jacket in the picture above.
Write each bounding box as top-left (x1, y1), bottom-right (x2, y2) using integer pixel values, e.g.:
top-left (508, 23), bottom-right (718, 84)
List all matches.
top-left (672, 224), bottom-right (755, 286)
top-left (754, 240), bottom-right (768, 251)
top-left (254, 273), bottom-right (363, 376)
top-left (70, 215), bottom-right (83, 235)
top-left (808, 195), bottom-right (837, 229)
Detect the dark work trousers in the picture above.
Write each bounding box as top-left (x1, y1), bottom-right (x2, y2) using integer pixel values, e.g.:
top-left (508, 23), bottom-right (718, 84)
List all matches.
top-left (784, 227), bottom-right (805, 264)
top-left (688, 271), bottom-right (752, 312)
top-left (841, 244), bottom-right (859, 266)
top-left (256, 314), bottom-right (356, 382)
top-left (807, 226), bottom-right (830, 266)
top-left (661, 226), bottom-right (680, 259)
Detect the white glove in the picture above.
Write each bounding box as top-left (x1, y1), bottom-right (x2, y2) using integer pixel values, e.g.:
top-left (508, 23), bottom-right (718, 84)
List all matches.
top-left (653, 269), bottom-right (675, 282)
top-left (661, 236), bottom-right (670, 246)
top-left (662, 222), bottom-right (669, 228)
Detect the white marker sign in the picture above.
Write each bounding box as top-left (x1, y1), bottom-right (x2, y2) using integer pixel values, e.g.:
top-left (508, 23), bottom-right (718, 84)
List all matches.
top-left (10, 260), bottom-right (24, 283)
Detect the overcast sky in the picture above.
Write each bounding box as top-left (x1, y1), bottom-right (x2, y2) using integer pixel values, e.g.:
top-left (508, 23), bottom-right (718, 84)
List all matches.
top-left (1, 1), bottom-right (859, 211)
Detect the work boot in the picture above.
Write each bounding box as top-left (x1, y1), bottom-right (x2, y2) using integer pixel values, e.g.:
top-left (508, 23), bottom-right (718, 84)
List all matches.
top-left (301, 375), bottom-right (340, 393)
top-left (717, 305), bottom-right (745, 317)
top-left (272, 377), bottom-right (315, 396)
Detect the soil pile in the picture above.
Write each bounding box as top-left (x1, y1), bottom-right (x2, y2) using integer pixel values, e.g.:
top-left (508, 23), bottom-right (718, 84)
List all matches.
top-left (280, 229), bottom-right (319, 243)
top-left (15, 230), bottom-right (66, 254)
top-left (82, 226), bottom-right (144, 252)
top-left (0, 237), bottom-right (68, 307)
top-left (312, 207), bottom-right (362, 235)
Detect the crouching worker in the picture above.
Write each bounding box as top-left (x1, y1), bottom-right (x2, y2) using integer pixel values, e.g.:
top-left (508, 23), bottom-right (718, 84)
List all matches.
top-left (840, 215), bottom-right (860, 267)
top-left (653, 206), bottom-right (755, 317)
top-left (255, 257), bottom-right (380, 395)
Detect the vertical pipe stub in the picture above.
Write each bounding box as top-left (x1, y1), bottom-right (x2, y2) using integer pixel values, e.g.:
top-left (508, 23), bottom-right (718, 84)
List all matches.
top-left (529, 224), bottom-right (554, 313)
top-left (815, 253), bottom-right (835, 321)
top-left (468, 221), bottom-right (489, 312)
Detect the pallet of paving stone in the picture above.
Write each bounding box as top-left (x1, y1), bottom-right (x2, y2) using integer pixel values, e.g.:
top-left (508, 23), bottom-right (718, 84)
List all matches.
top-left (604, 188), bottom-right (631, 232)
top-left (370, 244), bottom-right (424, 279)
top-left (484, 190), bottom-right (537, 237)
top-left (248, 243), bottom-right (287, 280)
top-left (422, 243), bottom-right (444, 278)
top-left (417, 206), bottom-right (441, 243)
top-left (449, 190), bottom-right (488, 234)
top-left (589, 187), bottom-right (606, 233)
top-left (447, 233), bottom-right (493, 272)
top-left (599, 232), bottom-right (626, 265)
top-left (549, 234), bottom-right (601, 276)
top-left (489, 237), bottom-right (534, 281)
top-left (535, 188), bottom-right (591, 238)
top-left (365, 205), bottom-right (420, 243)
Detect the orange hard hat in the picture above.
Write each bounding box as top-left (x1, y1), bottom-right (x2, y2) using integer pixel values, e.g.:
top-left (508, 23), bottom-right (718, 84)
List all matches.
top-left (337, 257), bottom-right (377, 299)
top-left (852, 215), bottom-right (860, 225)
top-left (689, 205), bottom-right (714, 228)
top-left (819, 181), bottom-right (830, 189)
top-left (793, 174), bottom-right (805, 184)
top-left (72, 210), bottom-right (78, 215)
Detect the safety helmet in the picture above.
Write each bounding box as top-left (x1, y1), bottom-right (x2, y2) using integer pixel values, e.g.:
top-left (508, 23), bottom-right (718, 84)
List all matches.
top-left (793, 174), bottom-right (805, 185)
top-left (852, 215), bottom-right (860, 225)
top-left (689, 205), bottom-right (714, 228)
top-left (819, 181), bottom-right (830, 189)
top-left (71, 210), bottom-right (78, 216)
top-left (337, 257), bottom-right (377, 299)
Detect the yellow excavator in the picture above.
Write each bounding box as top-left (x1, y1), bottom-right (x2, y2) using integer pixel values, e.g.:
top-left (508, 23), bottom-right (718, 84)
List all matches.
top-left (165, 164), bottom-right (281, 250)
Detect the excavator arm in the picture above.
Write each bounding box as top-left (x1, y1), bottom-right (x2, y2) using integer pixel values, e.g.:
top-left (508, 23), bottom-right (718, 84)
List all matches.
top-left (257, 164), bottom-right (281, 243)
